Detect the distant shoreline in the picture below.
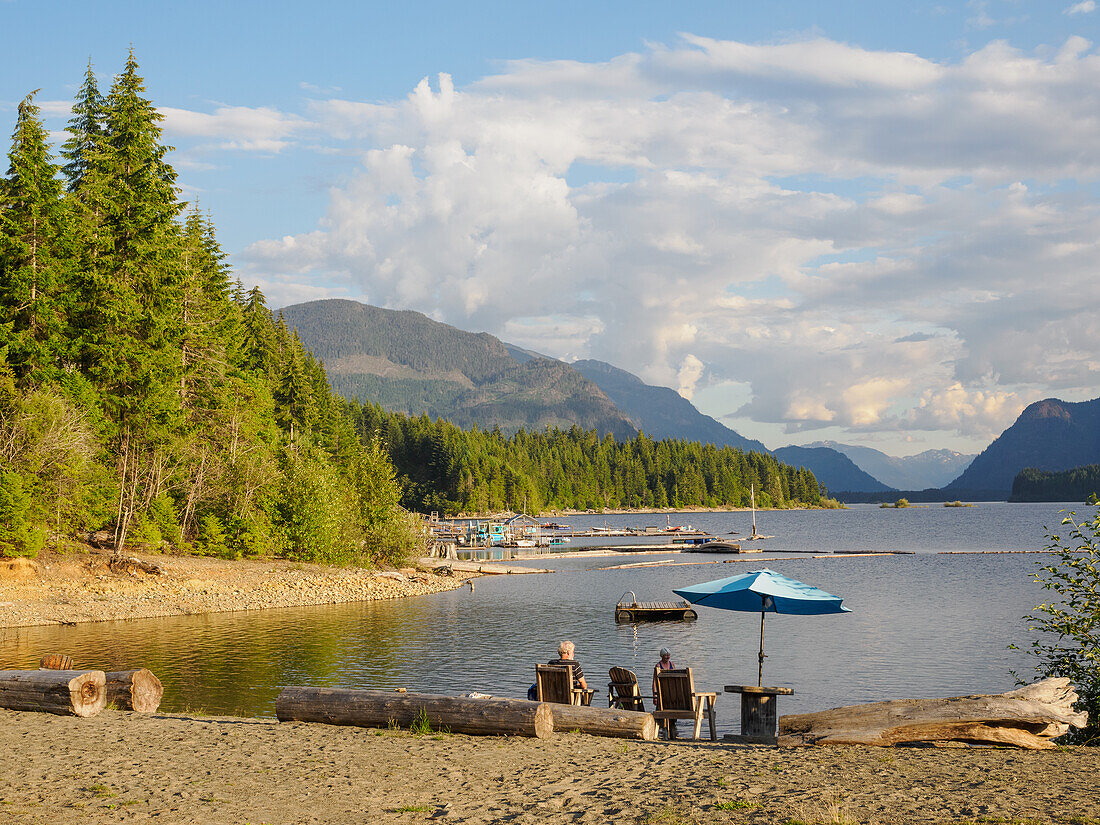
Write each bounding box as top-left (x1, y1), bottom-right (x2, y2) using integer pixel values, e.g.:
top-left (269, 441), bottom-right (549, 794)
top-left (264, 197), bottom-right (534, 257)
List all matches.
top-left (0, 547), bottom-right (475, 630)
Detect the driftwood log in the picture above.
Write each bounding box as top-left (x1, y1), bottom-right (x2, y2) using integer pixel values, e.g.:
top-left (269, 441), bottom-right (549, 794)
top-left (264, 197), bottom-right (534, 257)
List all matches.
top-left (105, 669), bottom-right (163, 712)
top-left (778, 678), bottom-right (1087, 750)
top-left (276, 688), bottom-right (554, 739)
top-left (0, 670), bottom-right (106, 717)
top-left (549, 703), bottom-right (658, 740)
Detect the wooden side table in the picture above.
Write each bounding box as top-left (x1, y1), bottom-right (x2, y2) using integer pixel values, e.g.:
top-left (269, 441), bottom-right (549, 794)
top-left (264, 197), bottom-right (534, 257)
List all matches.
top-left (724, 685), bottom-right (794, 744)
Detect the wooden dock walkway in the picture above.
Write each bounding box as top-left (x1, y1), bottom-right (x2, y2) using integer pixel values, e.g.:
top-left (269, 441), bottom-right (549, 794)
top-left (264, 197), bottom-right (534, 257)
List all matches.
top-left (614, 592), bottom-right (697, 623)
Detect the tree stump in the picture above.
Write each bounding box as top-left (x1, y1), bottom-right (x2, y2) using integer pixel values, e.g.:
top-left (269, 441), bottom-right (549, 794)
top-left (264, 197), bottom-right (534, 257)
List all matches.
top-left (39, 654), bottom-right (75, 670)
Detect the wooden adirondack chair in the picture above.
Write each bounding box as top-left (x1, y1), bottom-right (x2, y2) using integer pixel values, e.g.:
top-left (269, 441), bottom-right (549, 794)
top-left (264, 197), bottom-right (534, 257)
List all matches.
top-left (607, 667), bottom-right (650, 711)
top-left (536, 664), bottom-right (578, 705)
top-left (653, 667), bottom-right (718, 741)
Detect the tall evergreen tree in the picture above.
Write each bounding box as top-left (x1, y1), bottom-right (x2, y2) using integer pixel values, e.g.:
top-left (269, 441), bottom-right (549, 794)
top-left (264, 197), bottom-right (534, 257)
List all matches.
top-left (0, 91), bottom-right (68, 386)
top-left (60, 60), bottom-right (107, 192)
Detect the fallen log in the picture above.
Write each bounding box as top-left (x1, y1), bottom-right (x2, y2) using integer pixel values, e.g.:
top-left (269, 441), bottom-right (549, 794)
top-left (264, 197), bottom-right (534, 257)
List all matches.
top-left (778, 678), bottom-right (1087, 750)
top-left (105, 669), bottom-right (163, 713)
top-left (549, 703), bottom-right (657, 740)
top-left (0, 670), bottom-right (106, 717)
top-left (276, 688), bottom-right (554, 739)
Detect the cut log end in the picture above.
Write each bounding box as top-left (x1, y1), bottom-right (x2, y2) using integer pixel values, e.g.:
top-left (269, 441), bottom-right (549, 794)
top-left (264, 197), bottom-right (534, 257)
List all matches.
top-left (105, 669), bottom-right (163, 713)
top-left (0, 670), bottom-right (106, 717)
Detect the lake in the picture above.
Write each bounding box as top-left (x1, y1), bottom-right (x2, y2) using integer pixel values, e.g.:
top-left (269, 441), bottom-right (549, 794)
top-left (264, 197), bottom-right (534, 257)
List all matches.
top-left (0, 502), bottom-right (1081, 736)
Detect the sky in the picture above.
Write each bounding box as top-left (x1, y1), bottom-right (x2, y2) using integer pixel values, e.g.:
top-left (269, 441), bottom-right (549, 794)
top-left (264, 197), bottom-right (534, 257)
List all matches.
top-left (3, 0), bottom-right (1099, 457)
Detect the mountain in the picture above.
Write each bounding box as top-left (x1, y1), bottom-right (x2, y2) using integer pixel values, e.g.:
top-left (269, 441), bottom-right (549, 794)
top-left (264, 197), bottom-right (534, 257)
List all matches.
top-left (280, 300), bottom-right (637, 438)
top-left (946, 397), bottom-right (1100, 495)
top-left (571, 360), bottom-right (769, 454)
top-left (807, 442), bottom-right (975, 490)
top-left (773, 446), bottom-right (894, 494)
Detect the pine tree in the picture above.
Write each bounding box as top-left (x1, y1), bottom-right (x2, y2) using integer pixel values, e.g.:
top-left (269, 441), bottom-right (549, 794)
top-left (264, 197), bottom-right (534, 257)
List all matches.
top-left (0, 91), bottom-right (68, 386)
top-left (61, 60), bottom-right (107, 192)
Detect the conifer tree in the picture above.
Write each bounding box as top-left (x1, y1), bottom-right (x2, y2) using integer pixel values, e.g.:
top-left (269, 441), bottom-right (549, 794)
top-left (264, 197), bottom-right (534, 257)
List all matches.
top-left (0, 91), bottom-right (68, 386)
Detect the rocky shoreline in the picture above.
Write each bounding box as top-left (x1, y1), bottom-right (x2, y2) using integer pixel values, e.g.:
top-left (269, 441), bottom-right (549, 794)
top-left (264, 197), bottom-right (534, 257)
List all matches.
top-left (0, 547), bottom-right (476, 629)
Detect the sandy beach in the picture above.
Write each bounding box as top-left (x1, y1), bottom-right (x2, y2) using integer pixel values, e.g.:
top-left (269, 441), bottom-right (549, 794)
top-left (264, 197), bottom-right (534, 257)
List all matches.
top-left (0, 708), bottom-right (1097, 825)
top-left (0, 547), bottom-right (476, 629)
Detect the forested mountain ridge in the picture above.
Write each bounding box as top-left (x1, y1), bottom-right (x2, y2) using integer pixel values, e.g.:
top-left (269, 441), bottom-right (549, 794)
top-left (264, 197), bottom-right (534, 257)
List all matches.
top-left (571, 359), bottom-right (768, 454)
top-left (281, 300), bottom-right (636, 439)
top-left (0, 55), bottom-right (419, 562)
top-left (773, 445), bottom-right (894, 494)
top-left (346, 402), bottom-right (830, 514)
top-left (946, 397), bottom-right (1100, 495)
top-left (1011, 465), bottom-right (1100, 502)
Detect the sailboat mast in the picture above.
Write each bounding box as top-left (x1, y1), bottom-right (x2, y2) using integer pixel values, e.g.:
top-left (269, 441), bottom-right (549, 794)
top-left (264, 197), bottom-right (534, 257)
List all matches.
top-left (751, 483), bottom-right (757, 537)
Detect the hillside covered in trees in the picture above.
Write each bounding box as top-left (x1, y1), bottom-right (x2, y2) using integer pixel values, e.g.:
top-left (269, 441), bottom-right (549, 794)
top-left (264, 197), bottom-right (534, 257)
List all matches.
top-left (0, 54), bottom-right (419, 563)
top-left (346, 402), bottom-right (830, 515)
top-left (0, 55), bottom-right (829, 561)
top-left (1010, 465), bottom-right (1100, 502)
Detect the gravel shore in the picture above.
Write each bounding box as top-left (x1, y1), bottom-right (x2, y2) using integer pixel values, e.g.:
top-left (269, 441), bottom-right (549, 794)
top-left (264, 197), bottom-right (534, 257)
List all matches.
top-left (0, 709), bottom-right (1096, 825)
top-left (0, 547), bottom-right (475, 629)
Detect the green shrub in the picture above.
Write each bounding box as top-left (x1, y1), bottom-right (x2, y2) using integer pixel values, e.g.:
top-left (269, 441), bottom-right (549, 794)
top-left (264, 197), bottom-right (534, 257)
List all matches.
top-left (1016, 498), bottom-right (1100, 744)
top-left (0, 471), bottom-right (44, 557)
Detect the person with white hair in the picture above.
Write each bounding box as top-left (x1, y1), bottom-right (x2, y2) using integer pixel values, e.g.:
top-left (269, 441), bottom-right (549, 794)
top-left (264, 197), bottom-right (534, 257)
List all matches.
top-left (547, 640), bottom-right (589, 692)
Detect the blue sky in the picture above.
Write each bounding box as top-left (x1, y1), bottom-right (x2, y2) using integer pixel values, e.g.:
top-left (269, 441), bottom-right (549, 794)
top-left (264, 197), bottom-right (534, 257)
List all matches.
top-left (3, 1), bottom-right (1099, 455)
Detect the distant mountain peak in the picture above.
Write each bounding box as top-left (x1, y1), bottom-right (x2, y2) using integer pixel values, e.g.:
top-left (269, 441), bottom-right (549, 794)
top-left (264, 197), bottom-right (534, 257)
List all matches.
top-left (946, 396), bottom-right (1100, 494)
top-left (280, 300), bottom-right (636, 438)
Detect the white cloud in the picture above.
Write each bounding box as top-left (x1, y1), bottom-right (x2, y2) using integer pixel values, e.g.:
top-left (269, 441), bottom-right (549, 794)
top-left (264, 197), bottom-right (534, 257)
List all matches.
top-left (1065, 1), bottom-right (1097, 15)
top-left (160, 105), bottom-right (312, 152)
top-left (240, 34), bottom-right (1100, 449)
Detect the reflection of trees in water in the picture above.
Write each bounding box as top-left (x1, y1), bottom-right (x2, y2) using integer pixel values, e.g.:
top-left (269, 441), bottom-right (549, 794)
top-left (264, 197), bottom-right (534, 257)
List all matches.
top-left (1, 599), bottom-right (441, 716)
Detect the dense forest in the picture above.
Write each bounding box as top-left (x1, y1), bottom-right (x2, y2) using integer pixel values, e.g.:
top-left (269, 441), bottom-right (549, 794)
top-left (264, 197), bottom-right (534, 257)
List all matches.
top-left (0, 54), bottom-right (419, 563)
top-left (1011, 465), bottom-right (1100, 503)
top-left (346, 402), bottom-right (830, 515)
top-left (0, 54), bottom-right (828, 562)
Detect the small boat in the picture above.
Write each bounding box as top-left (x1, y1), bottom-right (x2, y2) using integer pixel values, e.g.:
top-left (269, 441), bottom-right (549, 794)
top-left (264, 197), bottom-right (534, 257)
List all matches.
top-left (614, 591), bottom-right (698, 624)
top-left (683, 540), bottom-right (742, 553)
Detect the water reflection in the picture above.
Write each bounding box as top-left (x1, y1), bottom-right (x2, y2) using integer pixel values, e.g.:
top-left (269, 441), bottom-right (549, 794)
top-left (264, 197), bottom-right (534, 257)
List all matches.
top-left (0, 504), bottom-right (1061, 736)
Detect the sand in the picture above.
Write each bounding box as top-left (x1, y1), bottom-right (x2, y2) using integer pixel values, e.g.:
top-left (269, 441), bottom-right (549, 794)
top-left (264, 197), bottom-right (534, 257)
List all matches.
top-left (0, 708), bottom-right (1096, 825)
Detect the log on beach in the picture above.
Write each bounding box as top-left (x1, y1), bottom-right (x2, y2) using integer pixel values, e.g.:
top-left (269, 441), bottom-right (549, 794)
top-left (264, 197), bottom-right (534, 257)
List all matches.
top-left (778, 678), bottom-right (1088, 750)
top-left (549, 703), bottom-right (658, 740)
top-left (276, 688), bottom-right (554, 739)
top-left (0, 670), bottom-right (106, 717)
top-left (105, 669), bottom-right (163, 713)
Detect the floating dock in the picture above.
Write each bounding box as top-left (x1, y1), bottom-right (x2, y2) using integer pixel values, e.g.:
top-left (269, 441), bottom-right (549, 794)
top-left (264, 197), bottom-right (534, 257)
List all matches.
top-left (614, 591), bottom-right (698, 623)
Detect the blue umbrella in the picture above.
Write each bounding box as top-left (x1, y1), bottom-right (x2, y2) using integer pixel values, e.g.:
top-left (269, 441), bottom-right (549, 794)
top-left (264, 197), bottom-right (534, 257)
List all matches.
top-left (674, 569), bottom-right (851, 685)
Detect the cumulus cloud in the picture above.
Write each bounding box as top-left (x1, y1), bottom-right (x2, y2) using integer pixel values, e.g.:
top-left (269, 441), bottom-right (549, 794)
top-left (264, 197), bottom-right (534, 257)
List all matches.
top-left (1066, 1), bottom-right (1097, 14)
top-left (239, 34), bottom-right (1100, 449)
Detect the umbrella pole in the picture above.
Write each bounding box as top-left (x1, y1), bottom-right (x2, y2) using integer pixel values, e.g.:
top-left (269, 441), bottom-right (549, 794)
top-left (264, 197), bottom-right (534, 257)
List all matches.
top-left (758, 600), bottom-right (766, 687)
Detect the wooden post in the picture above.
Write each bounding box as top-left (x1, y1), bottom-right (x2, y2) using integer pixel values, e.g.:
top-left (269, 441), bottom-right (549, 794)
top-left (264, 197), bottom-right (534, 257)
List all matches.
top-left (0, 670), bottom-right (106, 717)
top-left (548, 704), bottom-right (658, 740)
top-left (276, 688), bottom-right (554, 739)
top-left (105, 669), bottom-right (163, 713)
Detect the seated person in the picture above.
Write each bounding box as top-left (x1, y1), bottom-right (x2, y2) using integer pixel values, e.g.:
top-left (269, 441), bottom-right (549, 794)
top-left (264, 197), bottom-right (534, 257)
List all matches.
top-left (652, 647), bottom-right (675, 695)
top-left (547, 640), bottom-right (590, 703)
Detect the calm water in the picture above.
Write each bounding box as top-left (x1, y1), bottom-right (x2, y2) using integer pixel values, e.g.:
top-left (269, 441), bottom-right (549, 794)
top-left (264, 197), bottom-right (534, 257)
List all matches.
top-left (0, 502), bottom-right (1078, 736)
